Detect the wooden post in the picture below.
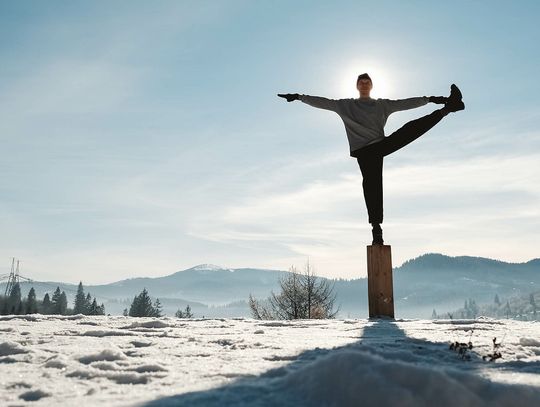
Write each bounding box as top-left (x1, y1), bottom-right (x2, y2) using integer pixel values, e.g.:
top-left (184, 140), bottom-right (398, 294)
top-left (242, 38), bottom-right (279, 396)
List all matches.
top-left (367, 245), bottom-right (394, 319)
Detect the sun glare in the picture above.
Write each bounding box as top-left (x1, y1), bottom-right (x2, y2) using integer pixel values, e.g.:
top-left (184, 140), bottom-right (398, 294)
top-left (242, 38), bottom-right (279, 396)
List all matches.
top-left (336, 63), bottom-right (396, 99)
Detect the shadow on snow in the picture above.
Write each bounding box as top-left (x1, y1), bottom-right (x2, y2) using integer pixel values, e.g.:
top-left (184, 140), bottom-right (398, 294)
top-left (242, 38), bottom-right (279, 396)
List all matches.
top-left (140, 320), bottom-right (540, 407)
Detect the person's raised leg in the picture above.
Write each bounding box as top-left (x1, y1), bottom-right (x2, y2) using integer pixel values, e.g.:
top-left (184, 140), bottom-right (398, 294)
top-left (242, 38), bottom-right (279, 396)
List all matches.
top-left (379, 84), bottom-right (464, 156)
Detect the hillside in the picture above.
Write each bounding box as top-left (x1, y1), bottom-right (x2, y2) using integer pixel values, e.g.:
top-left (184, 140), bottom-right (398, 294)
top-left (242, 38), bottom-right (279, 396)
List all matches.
top-left (2, 254), bottom-right (538, 318)
top-left (393, 253), bottom-right (540, 316)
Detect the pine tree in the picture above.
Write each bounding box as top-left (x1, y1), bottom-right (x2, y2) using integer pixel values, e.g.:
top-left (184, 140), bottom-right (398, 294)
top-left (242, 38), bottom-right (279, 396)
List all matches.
top-left (16, 299), bottom-right (23, 315)
top-left (0, 296), bottom-right (7, 315)
top-left (152, 298), bottom-right (163, 317)
top-left (42, 293), bottom-right (52, 314)
top-left (123, 308), bottom-right (128, 316)
top-left (85, 293), bottom-right (92, 314)
top-left (175, 305), bottom-right (194, 318)
top-left (7, 282), bottom-right (22, 314)
top-left (59, 291), bottom-right (68, 315)
top-left (494, 294), bottom-right (501, 306)
top-left (73, 282), bottom-right (87, 314)
top-left (88, 298), bottom-right (99, 315)
top-left (51, 287), bottom-right (62, 314)
top-left (129, 295), bottom-right (140, 317)
top-left (129, 289), bottom-right (154, 317)
top-left (86, 298), bottom-right (105, 316)
top-left (26, 287), bottom-right (38, 314)
top-left (504, 301), bottom-right (512, 319)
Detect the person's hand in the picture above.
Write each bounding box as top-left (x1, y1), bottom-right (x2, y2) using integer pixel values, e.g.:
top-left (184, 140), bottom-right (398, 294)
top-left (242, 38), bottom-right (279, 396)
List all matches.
top-left (278, 93), bottom-right (299, 102)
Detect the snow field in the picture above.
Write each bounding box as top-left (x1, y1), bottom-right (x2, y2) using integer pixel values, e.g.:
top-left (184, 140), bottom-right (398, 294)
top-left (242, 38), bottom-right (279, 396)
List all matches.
top-left (0, 315), bottom-right (540, 406)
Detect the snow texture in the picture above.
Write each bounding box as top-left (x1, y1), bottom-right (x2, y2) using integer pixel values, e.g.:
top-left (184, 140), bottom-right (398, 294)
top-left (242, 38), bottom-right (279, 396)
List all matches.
top-left (0, 315), bottom-right (540, 406)
top-left (0, 341), bottom-right (29, 356)
top-left (191, 264), bottom-right (224, 271)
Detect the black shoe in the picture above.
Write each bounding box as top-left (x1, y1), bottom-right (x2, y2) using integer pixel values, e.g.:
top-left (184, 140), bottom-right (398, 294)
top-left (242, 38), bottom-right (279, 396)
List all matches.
top-left (449, 84), bottom-right (462, 101)
top-left (371, 224), bottom-right (384, 245)
top-left (444, 84), bottom-right (464, 112)
top-left (444, 98), bottom-right (465, 112)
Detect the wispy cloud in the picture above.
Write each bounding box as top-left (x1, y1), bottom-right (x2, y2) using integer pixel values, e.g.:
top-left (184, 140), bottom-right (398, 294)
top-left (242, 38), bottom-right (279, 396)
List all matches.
top-left (186, 150), bottom-right (540, 278)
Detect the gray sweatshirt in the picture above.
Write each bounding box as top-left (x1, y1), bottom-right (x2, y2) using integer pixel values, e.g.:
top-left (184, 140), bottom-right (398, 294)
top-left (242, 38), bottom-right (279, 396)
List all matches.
top-left (299, 95), bottom-right (429, 155)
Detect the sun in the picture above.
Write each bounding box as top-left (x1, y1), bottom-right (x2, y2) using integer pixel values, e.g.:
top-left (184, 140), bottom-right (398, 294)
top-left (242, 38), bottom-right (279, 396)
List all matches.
top-left (336, 63), bottom-right (396, 99)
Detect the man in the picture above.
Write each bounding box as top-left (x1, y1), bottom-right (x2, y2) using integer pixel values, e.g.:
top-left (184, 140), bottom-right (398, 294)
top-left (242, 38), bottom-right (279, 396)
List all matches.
top-left (278, 73), bottom-right (464, 244)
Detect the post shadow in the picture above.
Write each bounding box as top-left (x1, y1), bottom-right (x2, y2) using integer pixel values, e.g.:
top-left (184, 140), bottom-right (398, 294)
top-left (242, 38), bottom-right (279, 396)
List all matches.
top-left (140, 319), bottom-right (540, 406)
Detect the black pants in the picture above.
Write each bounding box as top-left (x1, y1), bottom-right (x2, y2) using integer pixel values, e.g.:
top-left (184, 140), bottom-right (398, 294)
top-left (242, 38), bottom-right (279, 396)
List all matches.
top-left (354, 109), bottom-right (444, 224)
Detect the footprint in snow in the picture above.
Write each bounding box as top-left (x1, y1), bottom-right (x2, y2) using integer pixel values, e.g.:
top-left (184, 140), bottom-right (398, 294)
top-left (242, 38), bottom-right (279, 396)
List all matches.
top-left (130, 364), bottom-right (168, 373)
top-left (131, 340), bottom-right (153, 348)
top-left (121, 320), bottom-right (173, 330)
top-left (0, 341), bottom-right (29, 356)
top-left (19, 389), bottom-right (51, 401)
top-left (78, 348), bottom-right (127, 365)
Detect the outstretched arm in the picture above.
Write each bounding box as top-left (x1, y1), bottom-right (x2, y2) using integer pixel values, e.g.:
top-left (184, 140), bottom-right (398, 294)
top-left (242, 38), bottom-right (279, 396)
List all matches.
top-left (278, 93), bottom-right (338, 112)
top-left (382, 97), bottom-right (429, 114)
top-left (383, 94), bottom-right (450, 115)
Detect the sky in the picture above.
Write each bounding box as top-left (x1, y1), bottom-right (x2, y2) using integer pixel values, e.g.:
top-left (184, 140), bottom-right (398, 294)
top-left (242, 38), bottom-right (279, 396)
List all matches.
top-left (1, 0), bottom-right (539, 284)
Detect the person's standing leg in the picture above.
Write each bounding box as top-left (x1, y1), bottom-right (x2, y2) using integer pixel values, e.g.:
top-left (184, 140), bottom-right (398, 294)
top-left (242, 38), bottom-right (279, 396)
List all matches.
top-left (356, 148), bottom-right (384, 244)
top-left (359, 109), bottom-right (444, 244)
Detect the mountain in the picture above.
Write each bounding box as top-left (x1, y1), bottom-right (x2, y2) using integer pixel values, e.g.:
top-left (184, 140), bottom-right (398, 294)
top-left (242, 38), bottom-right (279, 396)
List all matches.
top-left (393, 253), bottom-right (540, 317)
top-left (398, 253), bottom-right (540, 274)
top-left (90, 264), bottom-right (287, 304)
top-left (0, 264), bottom-right (288, 317)
top-left (2, 254), bottom-right (539, 319)
top-left (443, 289), bottom-right (540, 320)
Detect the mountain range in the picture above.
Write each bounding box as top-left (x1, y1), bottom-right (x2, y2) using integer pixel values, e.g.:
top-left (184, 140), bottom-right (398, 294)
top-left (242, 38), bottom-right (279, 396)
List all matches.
top-left (2, 254), bottom-right (539, 319)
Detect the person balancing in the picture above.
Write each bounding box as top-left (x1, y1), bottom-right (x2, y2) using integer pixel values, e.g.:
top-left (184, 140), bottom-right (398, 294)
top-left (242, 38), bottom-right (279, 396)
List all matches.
top-left (278, 73), bottom-right (464, 245)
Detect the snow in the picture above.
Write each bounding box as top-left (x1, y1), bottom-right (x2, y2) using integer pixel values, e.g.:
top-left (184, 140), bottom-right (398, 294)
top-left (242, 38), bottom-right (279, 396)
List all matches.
top-left (19, 389), bottom-right (51, 402)
top-left (1, 315), bottom-right (540, 406)
top-left (520, 337), bottom-right (540, 347)
top-left (191, 264), bottom-right (224, 271)
top-left (0, 340), bottom-right (29, 356)
top-left (122, 320), bottom-right (173, 329)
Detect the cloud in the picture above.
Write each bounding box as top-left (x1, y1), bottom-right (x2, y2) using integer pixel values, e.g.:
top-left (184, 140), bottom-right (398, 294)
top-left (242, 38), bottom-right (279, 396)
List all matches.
top-left (185, 150), bottom-right (540, 278)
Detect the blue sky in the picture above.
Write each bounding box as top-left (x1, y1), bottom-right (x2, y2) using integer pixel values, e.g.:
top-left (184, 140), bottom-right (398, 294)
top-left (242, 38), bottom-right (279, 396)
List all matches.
top-left (1, 0), bottom-right (539, 283)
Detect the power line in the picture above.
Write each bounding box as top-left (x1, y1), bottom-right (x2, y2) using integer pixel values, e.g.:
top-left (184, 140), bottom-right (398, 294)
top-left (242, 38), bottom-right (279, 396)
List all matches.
top-left (1, 259), bottom-right (117, 302)
top-left (3, 258), bottom-right (20, 297)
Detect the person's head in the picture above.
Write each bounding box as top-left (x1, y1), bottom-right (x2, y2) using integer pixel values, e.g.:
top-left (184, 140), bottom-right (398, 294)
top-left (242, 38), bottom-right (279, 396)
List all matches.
top-left (356, 73), bottom-right (373, 98)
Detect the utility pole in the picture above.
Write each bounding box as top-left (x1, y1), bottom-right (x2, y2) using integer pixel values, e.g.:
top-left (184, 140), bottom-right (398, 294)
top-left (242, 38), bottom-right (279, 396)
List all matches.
top-left (4, 258), bottom-right (21, 297)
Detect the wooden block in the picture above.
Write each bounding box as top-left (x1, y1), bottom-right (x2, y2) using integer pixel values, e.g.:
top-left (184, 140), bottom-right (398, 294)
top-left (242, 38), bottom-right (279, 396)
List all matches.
top-left (367, 245), bottom-right (394, 319)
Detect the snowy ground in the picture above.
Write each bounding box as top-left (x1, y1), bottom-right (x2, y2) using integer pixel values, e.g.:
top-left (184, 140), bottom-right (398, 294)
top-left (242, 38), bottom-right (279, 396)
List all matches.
top-left (1, 315), bottom-right (540, 406)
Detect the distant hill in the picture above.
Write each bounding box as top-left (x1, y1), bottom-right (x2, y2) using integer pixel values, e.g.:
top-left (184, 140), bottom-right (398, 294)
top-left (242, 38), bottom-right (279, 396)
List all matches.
top-left (393, 253), bottom-right (540, 317)
top-left (2, 254), bottom-right (538, 318)
top-left (398, 253), bottom-right (540, 274)
top-left (0, 264), bottom-right (287, 317)
top-left (443, 289), bottom-right (540, 321)
top-left (89, 264), bottom-right (288, 304)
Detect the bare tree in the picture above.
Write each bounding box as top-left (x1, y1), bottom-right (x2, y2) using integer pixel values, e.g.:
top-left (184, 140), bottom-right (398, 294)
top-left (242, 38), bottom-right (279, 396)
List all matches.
top-left (249, 261), bottom-right (339, 320)
top-left (248, 295), bottom-right (275, 320)
top-left (302, 260), bottom-right (338, 319)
